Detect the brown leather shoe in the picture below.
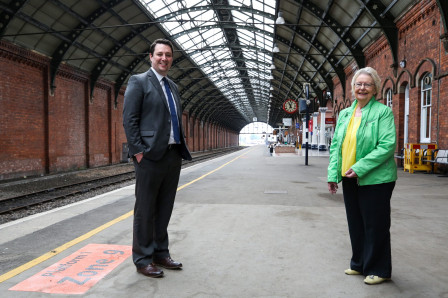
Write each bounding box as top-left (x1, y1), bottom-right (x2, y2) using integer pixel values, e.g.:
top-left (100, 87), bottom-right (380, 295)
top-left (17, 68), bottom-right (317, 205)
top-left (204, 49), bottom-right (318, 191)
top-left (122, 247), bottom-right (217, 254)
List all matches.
top-left (153, 257), bottom-right (182, 269)
top-left (136, 264), bottom-right (164, 278)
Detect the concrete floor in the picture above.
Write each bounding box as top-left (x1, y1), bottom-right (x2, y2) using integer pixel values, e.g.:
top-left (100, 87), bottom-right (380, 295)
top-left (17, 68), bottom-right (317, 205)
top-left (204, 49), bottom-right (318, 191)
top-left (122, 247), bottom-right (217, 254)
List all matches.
top-left (0, 145), bottom-right (447, 297)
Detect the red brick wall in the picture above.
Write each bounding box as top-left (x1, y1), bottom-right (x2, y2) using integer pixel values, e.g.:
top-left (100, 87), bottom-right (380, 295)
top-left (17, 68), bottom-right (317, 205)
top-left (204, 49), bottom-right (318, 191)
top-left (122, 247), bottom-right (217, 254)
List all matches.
top-left (211, 123), bottom-right (216, 149)
top-left (194, 118), bottom-right (199, 151)
top-left (0, 41), bottom-right (127, 179)
top-left (198, 121), bottom-right (204, 151)
top-left (115, 90), bottom-right (126, 162)
top-left (182, 113), bottom-right (189, 149)
top-left (328, 0), bottom-right (448, 150)
top-left (204, 122), bottom-right (210, 150)
top-left (0, 45), bottom-right (47, 179)
top-left (188, 115), bottom-right (194, 150)
top-left (49, 70), bottom-right (87, 172)
top-left (0, 40), bottom-right (240, 180)
top-left (89, 85), bottom-right (111, 167)
top-left (439, 76), bottom-right (448, 146)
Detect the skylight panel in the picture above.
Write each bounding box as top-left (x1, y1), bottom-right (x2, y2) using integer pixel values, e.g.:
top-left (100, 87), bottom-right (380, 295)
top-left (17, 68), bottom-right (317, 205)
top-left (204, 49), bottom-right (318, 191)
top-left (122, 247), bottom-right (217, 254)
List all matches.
top-left (231, 11), bottom-right (247, 24)
top-left (139, 0), bottom-right (278, 119)
top-left (213, 50), bottom-right (230, 60)
top-left (155, 6), bottom-right (171, 17)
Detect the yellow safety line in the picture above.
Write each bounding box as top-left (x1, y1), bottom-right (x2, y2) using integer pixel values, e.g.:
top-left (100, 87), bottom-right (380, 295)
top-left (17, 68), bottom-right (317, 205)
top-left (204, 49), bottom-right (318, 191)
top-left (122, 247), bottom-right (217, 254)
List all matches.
top-left (177, 149), bottom-right (252, 191)
top-left (0, 211), bottom-right (132, 283)
top-left (0, 148), bottom-right (252, 283)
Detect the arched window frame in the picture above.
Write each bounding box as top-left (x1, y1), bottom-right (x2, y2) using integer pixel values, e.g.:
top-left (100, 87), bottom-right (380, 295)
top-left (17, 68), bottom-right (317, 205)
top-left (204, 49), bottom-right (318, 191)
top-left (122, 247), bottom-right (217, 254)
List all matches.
top-left (420, 73), bottom-right (432, 143)
top-left (386, 89), bottom-right (393, 108)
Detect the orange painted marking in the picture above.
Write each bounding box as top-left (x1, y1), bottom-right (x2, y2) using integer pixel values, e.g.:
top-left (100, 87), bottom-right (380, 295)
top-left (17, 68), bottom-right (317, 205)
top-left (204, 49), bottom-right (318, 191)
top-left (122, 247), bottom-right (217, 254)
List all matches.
top-left (9, 244), bottom-right (131, 294)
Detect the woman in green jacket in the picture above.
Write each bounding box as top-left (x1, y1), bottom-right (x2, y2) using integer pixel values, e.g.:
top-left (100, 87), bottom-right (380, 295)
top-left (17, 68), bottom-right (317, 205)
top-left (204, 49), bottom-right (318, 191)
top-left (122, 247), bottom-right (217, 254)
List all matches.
top-left (327, 67), bottom-right (397, 285)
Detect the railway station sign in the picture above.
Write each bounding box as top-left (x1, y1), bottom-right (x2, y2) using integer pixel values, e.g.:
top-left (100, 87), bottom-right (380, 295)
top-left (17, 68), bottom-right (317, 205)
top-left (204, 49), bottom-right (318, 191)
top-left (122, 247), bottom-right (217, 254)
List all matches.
top-left (325, 117), bottom-right (335, 124)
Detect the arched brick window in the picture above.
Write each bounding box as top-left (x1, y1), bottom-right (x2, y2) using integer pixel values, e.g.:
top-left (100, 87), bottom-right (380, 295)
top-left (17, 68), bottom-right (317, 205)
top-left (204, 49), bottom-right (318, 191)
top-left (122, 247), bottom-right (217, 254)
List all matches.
top-left (420, 73), bottom-right (432, 143)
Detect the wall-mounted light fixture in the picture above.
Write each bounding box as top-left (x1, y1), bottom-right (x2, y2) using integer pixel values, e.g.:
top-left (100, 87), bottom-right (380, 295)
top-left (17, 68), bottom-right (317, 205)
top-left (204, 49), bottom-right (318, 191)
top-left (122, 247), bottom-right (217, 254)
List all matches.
top-left (399, 59), bottom-right (406, 68)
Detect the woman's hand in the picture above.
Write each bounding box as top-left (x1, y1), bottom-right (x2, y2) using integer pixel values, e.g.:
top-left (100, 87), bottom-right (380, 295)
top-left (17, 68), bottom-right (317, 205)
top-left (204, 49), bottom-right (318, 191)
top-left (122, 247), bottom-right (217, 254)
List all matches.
top-left (344, 168), bottom-right (358, 178)
top-left (328, 182), bottom-right (338, 194)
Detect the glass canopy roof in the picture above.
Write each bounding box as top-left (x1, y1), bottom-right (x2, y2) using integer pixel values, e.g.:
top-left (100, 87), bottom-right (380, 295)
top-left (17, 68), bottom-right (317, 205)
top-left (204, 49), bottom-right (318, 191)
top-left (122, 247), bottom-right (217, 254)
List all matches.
top-left (0, 0), bottom-right (420, 131)
top-left (139, 0), bottom-right (276, 123)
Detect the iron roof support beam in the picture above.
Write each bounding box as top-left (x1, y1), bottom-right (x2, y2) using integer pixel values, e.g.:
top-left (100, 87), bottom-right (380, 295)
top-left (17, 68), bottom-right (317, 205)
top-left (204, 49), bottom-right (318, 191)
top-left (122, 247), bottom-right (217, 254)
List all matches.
top-left (155, 5), bottom-right (273, 23)
top-left (49, 0), bottom-right (124, 94)
top-left (90, 23), bottom-right (152, 99)
top-left (298, 0), bottom-right (366, 69)
top-left (437, 0), bottom-right (448, 51)
top-left (0, 0), bottom-right (28, 38)
top-left (114, 50), bottom-right (149, 99)
top-left (362, 0), bottom-right (399, 75)
top-left (212, 0), bottom-right (256, 120)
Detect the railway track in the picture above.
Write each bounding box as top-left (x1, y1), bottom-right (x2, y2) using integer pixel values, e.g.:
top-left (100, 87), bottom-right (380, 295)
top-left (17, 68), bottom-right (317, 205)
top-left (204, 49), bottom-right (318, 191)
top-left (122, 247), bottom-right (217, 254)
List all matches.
top-left (0, 147), bottom-right (243, 216)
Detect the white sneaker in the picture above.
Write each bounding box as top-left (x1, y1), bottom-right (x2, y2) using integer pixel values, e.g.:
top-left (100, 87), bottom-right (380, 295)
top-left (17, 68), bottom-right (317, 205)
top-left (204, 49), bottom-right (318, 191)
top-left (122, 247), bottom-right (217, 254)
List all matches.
top-left (364, 275), bottom-right (391, 285)
top-left (344, 268), bottom-right (361, 275)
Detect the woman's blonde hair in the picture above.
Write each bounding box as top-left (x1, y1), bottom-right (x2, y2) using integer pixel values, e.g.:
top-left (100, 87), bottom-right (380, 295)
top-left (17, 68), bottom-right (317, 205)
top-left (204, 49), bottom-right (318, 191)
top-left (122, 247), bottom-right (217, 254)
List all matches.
top-left (351, 67), bottom-right (381, 98)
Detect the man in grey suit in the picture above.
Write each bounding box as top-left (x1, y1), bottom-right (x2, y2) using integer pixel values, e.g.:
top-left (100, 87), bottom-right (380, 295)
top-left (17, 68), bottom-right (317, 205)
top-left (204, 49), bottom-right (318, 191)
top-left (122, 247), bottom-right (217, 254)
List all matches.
top-left (123, 38), bottom-right (192, 278)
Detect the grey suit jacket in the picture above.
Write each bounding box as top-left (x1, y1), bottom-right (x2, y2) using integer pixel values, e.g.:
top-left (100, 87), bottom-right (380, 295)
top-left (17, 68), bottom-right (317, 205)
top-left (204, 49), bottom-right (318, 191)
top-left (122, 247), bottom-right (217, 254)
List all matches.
top-left (123, 69), bottom-right (192, 161)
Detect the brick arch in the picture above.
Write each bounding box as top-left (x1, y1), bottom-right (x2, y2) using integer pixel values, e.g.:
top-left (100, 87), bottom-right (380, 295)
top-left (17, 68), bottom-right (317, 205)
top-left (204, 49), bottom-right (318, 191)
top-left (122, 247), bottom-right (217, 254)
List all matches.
top-left (332, 96), bottom-right (357, 116)
top-left (414, 58), bottom-right (437, 87)
top-left (397, 69), bottom-right (414, 90)
top-left (381, 76), bottom-right (396, 101)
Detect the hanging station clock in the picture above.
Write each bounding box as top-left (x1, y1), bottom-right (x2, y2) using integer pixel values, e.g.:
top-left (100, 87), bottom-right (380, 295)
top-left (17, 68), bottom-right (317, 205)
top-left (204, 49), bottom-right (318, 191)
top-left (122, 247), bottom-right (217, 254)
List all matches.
top-left (283, 99), bottom-right (298, 114)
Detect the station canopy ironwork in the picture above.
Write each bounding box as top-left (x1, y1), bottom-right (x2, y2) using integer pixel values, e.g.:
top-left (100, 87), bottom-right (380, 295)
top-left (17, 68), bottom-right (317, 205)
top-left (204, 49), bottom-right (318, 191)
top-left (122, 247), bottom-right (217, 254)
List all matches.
top-left (0, 0), bottom-right (427, 131)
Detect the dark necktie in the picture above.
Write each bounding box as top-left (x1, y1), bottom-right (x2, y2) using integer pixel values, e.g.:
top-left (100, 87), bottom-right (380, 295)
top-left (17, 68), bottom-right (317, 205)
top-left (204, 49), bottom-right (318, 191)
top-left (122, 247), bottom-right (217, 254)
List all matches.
top-left (162, 77), bottom-right (180, 144)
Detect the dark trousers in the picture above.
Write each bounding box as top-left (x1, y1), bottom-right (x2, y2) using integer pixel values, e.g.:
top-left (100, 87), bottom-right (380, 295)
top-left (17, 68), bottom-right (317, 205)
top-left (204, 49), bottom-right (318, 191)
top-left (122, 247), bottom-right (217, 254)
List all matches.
top-left (132, 148), bottom-right (182, 268)
top-left (342, 177), bottom-right (395, 278)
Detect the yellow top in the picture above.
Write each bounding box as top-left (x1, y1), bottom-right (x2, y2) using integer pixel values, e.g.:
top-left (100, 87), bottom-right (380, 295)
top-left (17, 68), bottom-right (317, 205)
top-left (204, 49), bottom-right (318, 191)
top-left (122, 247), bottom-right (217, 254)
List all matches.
top-left (341, 110), bottom-right (362, 176)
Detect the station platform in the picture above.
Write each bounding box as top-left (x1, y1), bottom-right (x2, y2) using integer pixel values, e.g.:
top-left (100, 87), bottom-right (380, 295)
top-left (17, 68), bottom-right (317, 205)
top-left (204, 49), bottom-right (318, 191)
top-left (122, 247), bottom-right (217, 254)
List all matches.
top-left (0, 145), bottom-right (447, 297)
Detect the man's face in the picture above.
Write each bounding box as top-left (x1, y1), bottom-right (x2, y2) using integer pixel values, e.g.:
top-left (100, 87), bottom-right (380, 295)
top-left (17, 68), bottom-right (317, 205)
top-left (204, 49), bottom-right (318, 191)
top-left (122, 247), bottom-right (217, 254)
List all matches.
top-left (150, 43), bottom-right (173, 76)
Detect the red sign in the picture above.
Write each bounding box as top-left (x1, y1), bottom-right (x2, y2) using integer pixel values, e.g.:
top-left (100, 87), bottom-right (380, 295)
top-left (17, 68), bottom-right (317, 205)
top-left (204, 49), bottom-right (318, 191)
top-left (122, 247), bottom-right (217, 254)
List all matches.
top-left (308, 119), bottom-right (313, 132)
top-left (325, 117), bottom-right (335, 124)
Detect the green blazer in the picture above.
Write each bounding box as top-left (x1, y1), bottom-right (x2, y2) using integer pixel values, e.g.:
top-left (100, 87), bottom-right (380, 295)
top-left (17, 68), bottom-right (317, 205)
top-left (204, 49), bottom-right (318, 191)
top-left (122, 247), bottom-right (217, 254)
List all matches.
top-left (327, 97), bottom-right (397, 186)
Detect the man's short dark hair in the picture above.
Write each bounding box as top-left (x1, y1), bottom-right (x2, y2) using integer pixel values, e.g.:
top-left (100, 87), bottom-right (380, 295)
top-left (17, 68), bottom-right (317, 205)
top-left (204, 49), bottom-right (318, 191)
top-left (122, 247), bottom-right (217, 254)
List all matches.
top-left (149, 39), bottom-right (174, 55)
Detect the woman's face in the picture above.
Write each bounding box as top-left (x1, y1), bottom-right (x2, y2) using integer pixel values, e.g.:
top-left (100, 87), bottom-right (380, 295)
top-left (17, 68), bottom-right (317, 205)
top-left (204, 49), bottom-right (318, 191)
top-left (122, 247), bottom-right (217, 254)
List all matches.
top-left (354, 73), bottom-right (376, 106)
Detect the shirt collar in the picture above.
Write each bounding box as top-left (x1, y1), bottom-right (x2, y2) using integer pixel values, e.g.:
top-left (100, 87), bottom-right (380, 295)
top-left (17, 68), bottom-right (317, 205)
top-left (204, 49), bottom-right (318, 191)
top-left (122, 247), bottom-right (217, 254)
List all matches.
top-left (150, 67), bottom-right (166, 83)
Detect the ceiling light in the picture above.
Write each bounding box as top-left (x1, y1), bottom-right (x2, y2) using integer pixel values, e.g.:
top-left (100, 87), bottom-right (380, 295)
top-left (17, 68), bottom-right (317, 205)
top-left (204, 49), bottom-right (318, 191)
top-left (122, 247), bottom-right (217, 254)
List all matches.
top-left (272, 43), bottom-right (280, 53)
top-left (276, 12), bottom-right (285, 25)
top-left (270, 86), bottom-right (274, 90)
top-left (270, 63), bottom-right (275, 70)
top-left (269, 74), bottom-right (274, 80)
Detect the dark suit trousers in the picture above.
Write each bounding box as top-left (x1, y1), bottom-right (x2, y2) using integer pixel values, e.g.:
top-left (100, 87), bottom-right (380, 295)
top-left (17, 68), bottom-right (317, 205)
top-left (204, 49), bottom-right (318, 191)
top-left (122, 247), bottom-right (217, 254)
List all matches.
top-left (342, 177), bottom-right (395, 278)
top-left (132, 147), bottom-right (182, 268)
